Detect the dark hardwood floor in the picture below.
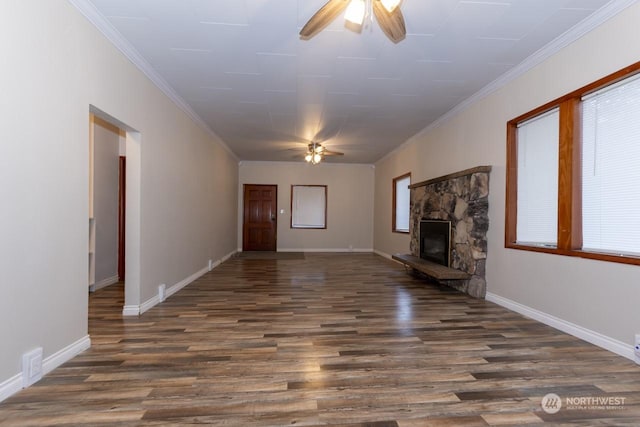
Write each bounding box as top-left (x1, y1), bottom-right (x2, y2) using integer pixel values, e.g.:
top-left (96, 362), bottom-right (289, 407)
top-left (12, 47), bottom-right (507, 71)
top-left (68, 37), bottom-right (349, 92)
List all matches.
top-left (1, 253), bottom-right (639, 426)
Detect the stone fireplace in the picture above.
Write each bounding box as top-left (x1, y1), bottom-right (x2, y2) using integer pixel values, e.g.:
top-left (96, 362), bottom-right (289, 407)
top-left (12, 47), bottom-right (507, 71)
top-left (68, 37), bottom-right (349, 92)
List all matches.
top-left (409, 166), bottom-right (491, 298)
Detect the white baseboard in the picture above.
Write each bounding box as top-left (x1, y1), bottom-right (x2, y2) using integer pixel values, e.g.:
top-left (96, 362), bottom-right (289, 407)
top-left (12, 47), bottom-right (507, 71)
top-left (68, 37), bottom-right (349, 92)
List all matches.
top-left (486, 292), bottom-right (635, 361)
top-left (125, 250), bottom-right (237, 316)
top-left (134, 266), bottom-right (207, 315)
top-left (278, 248), bottom-right (374, 253)
top-left (209, 250), bottom-right (236, 270)
top-left (373, 249), bottom-right (393, 260)
top-left (163, 266), bottom-right (208, 301)
top-left (89, 275), bottom-right (119, 292)
top-left (0, 335), bottom-right (90, 403)
top-left (0, 373), bottom-right (22, 403)
top-left (220, 251), bottom-right (235, 263)
top-left (139, 294), bottom-right (162, 315)
top-left (42, 335), bottom-right (91, 375)
top-left (122, 305), bottom-right (140, 316)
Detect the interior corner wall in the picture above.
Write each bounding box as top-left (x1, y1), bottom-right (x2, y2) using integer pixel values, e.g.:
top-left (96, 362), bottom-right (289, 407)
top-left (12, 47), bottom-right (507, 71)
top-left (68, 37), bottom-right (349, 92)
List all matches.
top-left (373, 144), bottom-right (418, 258)
top-left (238, 162), bottom-right (374, 252)
top-left (374, 2), bottom-right (640, 350)
top-left (0, 0), bottom-right (238, 390)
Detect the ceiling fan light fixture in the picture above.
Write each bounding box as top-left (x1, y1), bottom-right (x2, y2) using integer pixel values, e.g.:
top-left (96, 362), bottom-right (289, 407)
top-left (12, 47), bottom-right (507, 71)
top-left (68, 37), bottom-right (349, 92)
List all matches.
top-left (380, 0), bottom-right (401, 13)
top-left (299, 141), bottom-right (343, 164)
top-left (305, 152), bottom-right (323, 164)
top-left (344, 0), bottom-right (366, 25)
top-left (305, 147), bottom-right (323, 164)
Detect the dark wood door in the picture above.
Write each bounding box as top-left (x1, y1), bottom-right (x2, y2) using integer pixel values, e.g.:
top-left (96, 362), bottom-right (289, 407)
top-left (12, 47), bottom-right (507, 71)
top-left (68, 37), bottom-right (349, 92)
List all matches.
top-left (243, 185), bottom-right (277, 251)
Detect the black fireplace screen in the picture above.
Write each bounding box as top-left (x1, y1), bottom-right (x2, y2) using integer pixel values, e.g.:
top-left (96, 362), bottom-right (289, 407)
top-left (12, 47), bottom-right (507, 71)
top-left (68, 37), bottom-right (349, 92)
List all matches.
top-left (419, 220), bottom-right (451, 267)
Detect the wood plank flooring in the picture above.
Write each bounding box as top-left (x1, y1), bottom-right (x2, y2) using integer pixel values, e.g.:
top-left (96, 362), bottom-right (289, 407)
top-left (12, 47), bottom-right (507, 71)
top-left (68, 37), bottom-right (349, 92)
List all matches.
top-left (1, 253), bottom-right (639, 426)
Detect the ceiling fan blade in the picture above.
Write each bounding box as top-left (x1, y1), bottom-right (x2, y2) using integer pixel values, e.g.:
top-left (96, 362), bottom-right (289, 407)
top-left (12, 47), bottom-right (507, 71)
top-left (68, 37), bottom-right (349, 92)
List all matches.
top-left (323, 150), bottom-right (345, 156)
top-left (372, 0), bottom-right (406, 43)
top-left (300, 0), bottom-right (350, 40)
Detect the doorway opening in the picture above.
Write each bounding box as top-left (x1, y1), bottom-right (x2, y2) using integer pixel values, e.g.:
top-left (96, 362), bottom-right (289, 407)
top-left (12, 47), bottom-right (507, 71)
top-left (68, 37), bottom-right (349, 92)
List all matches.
top-left (89, 114), bottom-right (125, 293)
top-left (88, 106), bottom-right (141, 319)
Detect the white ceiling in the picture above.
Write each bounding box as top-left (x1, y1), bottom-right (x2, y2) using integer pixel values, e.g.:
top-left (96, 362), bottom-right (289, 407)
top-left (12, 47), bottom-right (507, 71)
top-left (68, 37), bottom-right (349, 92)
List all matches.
top-left (82, 0), bottom-right (617, 163)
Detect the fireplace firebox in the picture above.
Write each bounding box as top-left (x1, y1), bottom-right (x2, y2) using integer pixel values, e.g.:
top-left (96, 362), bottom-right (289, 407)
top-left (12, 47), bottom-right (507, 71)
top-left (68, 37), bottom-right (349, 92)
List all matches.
top-left (419, 220), bottom-right (452, 267)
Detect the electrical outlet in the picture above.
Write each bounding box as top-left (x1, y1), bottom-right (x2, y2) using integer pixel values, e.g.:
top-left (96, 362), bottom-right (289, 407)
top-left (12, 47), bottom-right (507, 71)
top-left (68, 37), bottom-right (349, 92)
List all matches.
top-left (208, 259), bottom-right (213, 271)
top-left (158, 284), bottom-right (166, 302)
top-left (635, 334), bottom-right (640, 364)
top-left (22, 347), bottom-right (43, 387)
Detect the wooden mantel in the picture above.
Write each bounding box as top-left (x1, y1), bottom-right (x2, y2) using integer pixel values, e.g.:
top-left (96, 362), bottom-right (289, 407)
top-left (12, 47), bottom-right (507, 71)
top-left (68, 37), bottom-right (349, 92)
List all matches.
top-left (409, 166), bottom-right (492, 189)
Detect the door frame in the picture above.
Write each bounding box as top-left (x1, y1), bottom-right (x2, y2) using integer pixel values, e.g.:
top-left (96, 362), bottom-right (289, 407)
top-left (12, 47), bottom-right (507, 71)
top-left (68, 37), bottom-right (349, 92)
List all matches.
top-left (118, 156), bottom-right (126, 281)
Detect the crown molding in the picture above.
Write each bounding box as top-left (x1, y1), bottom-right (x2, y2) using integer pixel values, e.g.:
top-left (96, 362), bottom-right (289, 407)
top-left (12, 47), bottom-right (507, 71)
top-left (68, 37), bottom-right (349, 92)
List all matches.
top-left (239, 160), bottom-right (374, 168)
top-left (377, 0), bottom-right (638, 165)
top-left (67, 0), bottom-right (239, 162)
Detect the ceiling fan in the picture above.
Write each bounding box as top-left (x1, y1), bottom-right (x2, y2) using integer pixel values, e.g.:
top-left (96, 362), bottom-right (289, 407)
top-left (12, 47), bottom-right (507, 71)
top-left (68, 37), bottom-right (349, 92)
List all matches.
top-left (302, 142), bottom-right (345, 165)
top-left (281, 124), bottom-right (346, 164)
top-left (300, 0), bottom-right (406, 44)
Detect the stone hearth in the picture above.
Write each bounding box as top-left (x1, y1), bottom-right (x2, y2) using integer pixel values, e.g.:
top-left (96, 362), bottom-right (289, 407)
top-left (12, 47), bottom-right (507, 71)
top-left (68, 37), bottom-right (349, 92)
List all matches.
top-left (409, 166), bottom-right (491, 298)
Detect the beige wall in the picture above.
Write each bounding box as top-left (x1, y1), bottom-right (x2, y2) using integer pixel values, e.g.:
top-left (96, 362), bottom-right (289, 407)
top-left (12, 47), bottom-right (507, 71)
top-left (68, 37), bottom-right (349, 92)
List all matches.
top-left (239, 162), bottom-right (374, 251)
top-left (0, 0), bottom-right (238, 391)
top-left (374, 3), bottom-right (640, 353)
top-left (373, 144), bottom-right (418, 256)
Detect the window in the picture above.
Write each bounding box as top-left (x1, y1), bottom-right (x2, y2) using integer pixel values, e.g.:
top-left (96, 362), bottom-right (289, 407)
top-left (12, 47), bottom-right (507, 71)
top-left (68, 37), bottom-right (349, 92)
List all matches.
top-left (291, 185), bottom-right (327, 229)
top-left (516, 109), bottom-right (559, 246)
top-left (393, 173), bottom-right (411, 233)
top-left (506, 61), bottom-right (640, 265)
top-left (582, 74), bottom-right (640, 256)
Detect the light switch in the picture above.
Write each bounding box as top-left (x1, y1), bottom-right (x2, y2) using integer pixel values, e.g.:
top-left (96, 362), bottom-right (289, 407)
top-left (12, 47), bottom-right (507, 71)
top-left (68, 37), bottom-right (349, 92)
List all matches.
top-left (280, 209), bottom-right (285, 214)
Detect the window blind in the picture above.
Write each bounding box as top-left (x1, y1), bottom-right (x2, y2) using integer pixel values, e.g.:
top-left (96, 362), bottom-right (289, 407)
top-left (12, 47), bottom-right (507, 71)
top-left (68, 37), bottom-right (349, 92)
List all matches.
top-left (516, 108), bottom-right (559, 246)
top-left (582, 73), bottom-right (640, 256)
top-left (395, 176), bottom-right (410, 232)
top-left (292, 186), bottom-right (326, 228)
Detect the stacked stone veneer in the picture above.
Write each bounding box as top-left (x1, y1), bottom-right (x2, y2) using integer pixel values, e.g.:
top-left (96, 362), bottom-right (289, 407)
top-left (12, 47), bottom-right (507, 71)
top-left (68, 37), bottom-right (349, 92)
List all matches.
top-left (409, 166), bottom-right (491, 298)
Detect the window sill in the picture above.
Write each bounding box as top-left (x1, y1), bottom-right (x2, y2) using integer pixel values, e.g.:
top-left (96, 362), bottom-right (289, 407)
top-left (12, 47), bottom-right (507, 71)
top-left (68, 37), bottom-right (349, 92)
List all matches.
top-left (393, 230), bottom-right (410, 234)
top-left (505, 242), bottom-right (640, 266)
